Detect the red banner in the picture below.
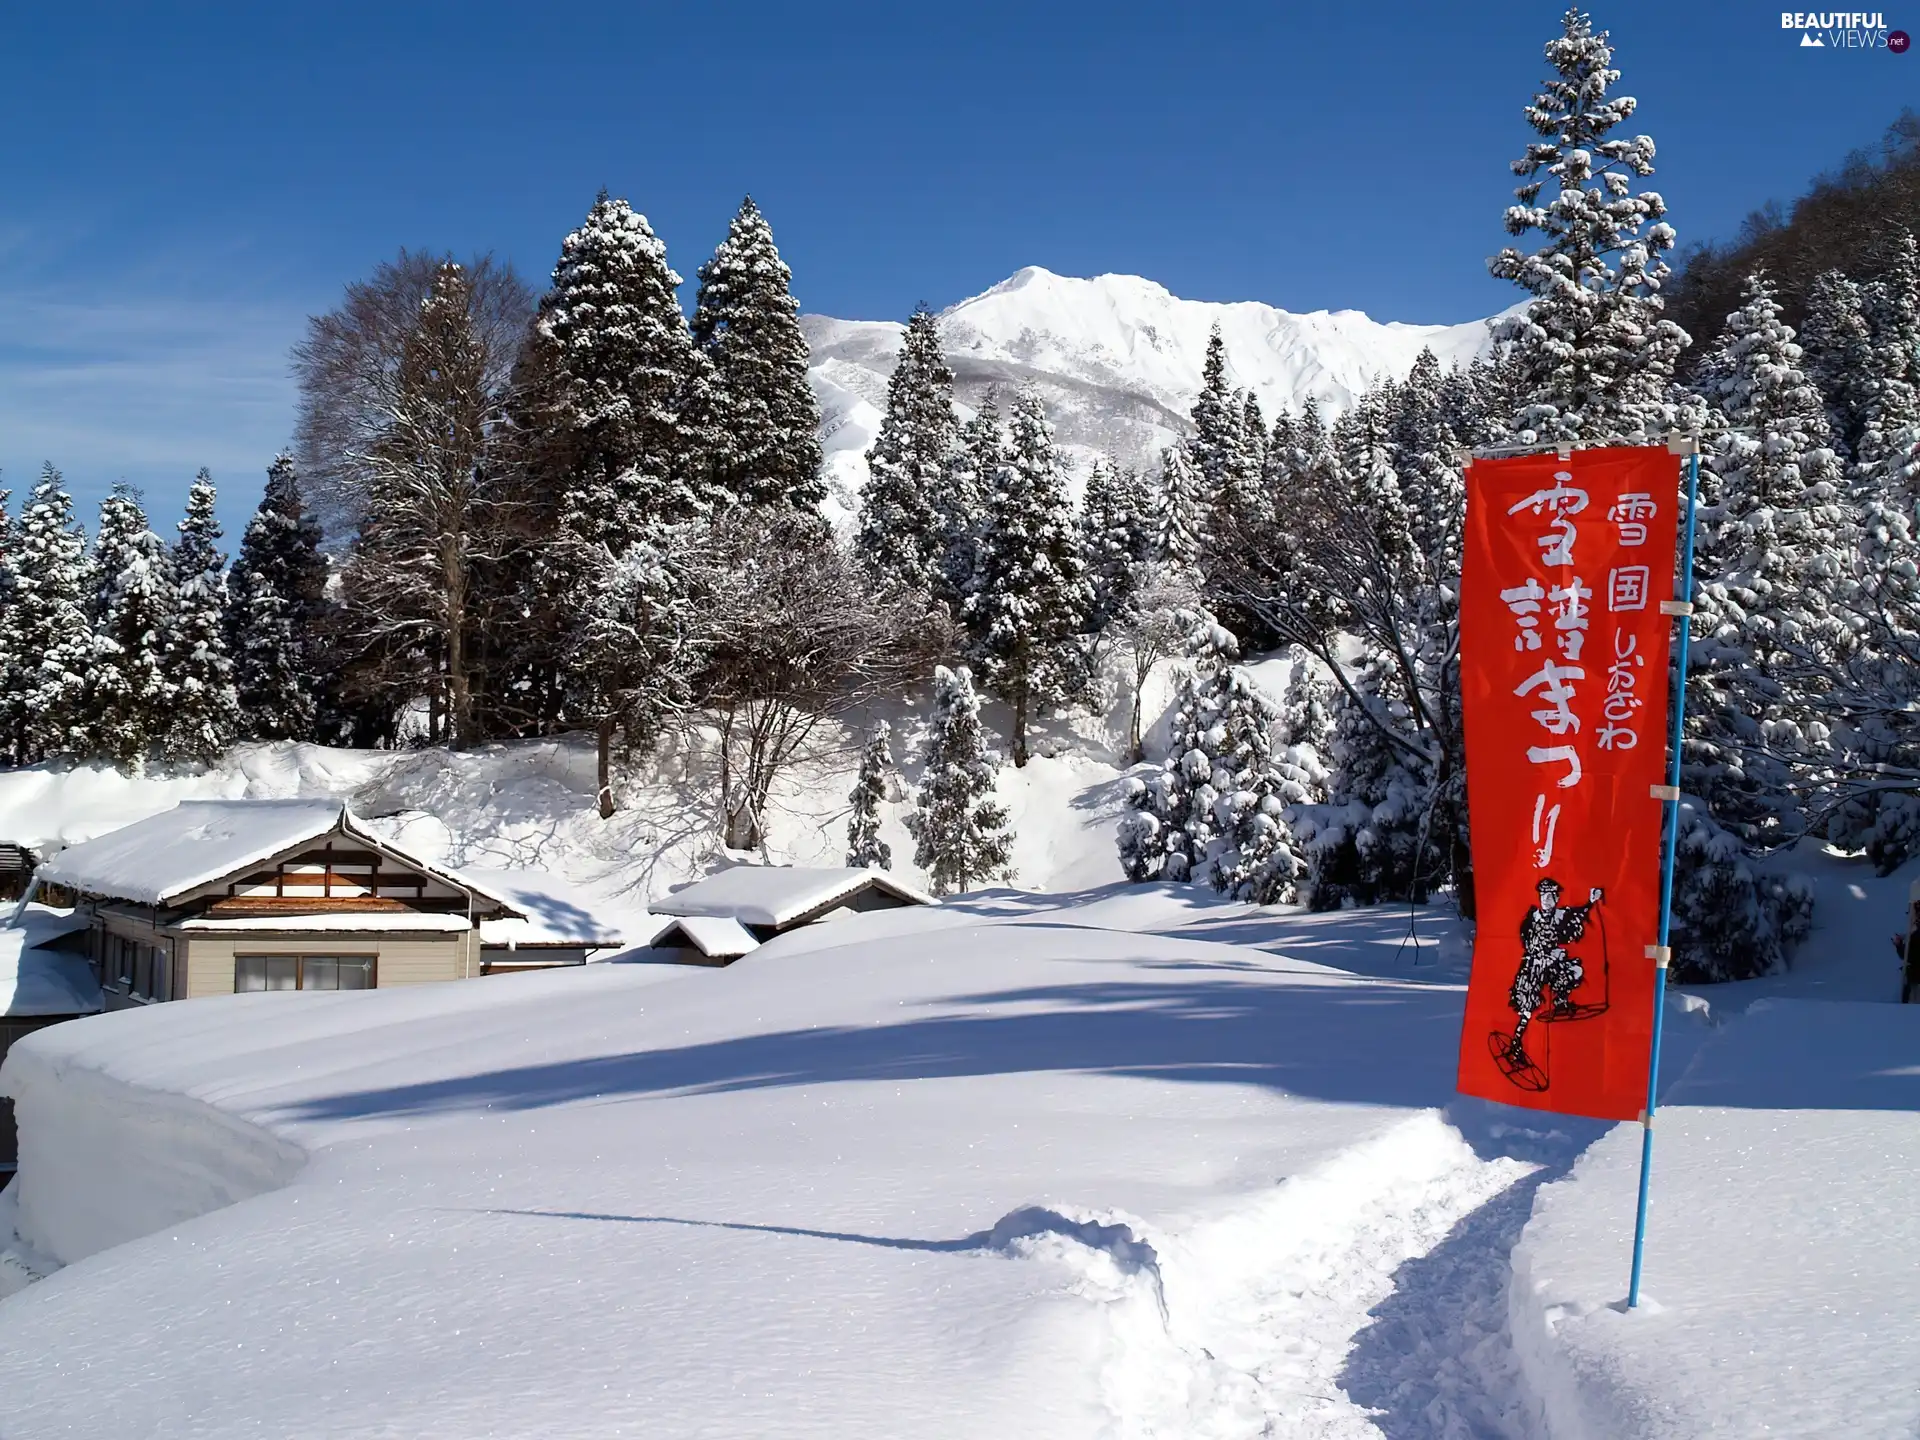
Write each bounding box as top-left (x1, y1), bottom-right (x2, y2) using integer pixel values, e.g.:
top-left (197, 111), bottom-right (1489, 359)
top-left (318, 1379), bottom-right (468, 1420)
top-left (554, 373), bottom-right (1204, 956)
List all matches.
top-left (1456, 445), bottom-right (1681, 1121)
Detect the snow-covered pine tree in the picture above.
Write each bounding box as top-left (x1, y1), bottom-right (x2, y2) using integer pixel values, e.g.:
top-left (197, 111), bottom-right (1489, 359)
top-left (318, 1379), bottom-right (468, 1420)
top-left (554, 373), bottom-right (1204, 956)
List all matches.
top-left (523, 193), bottom-right (703, 780)
top-left (531, 192), bottom-right (700, 555)
top-left (6, 467), bottom-right (95, 764)
top-left (1153, 443), bottom-right (1204, 566)
top-left (1188, 326), bottom-right (1243, 501)
top-left (1113, 610), bottom-right (1228, 890)
top-left (938, 396), bottom-right (1001, 619)
top-left (1078, 456), bottom-right (1153, 635)
top-left (1198, 665), bottom-right (1309, 904)
top-left (1276, 657), bottom-right (1335, 804)
top-left (225, 454), bottom-right (328, 741)
top-left (906, 665), bottom-right (1011, 894)
top-left (88, 487), bottom-right (173, 769)
top-left (845, 721), bottom-right (894, 870)
top-left (856, 309), bottom-right (959, 599)
top-left (1855, 230), bottom-right (1920, 479)
top-left (1287, 657), bottom-right (1441, 911)
top-left (1687, 273), bottom-right (1848, 847)
top-left (1389, 350), bottom-right (1466, 584)
top-left (1118, 661), bottom-right (1215, 886)
top-left (1239, 390), bottom-right (1267, 499)
top-left (966, 386), bottom-right (1092, 766)
top-left (1798, 268), bottom-right (1876, 460)
top-left (1490, 7), bottom-right (1686, 443)
top-left (689, 197), bottom-right (825, 513)
top-left (161, 471), bottom-right (241, 765)
top-left (1115, 627), bottom-right (1307, 903)
top-left (1668, 799), bottom-right (1814, 983)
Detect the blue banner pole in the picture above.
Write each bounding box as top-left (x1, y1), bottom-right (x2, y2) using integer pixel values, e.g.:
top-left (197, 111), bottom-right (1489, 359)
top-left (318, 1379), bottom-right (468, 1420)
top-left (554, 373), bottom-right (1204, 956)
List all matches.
top-left (1627, 441), bottom-right (1701, 1310)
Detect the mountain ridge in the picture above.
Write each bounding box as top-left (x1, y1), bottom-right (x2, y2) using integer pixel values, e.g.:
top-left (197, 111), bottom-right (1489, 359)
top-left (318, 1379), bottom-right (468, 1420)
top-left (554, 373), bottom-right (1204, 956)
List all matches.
top-left (803, 266), bottom-right (1501, 524)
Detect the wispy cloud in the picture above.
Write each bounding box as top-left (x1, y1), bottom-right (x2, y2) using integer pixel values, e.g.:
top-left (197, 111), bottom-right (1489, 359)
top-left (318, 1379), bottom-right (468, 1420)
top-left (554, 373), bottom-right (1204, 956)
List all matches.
top-left (0, 273), bottom-right (308, 534)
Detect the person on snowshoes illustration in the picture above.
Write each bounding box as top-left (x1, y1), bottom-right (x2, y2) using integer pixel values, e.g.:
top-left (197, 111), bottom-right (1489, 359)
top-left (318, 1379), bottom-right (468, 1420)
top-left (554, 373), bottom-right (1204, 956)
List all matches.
top-left (1499, 875), bottom-right (1604, 1082)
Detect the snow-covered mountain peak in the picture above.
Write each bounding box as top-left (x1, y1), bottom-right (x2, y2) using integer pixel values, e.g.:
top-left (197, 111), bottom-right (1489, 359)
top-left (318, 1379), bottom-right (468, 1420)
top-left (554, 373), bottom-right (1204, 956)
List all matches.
top-left (804, 267), bottom-right (1500, 527)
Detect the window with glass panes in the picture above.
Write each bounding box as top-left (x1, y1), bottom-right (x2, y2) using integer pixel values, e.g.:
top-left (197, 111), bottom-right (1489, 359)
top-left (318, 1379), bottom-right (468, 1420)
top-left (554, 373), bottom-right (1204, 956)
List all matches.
top-left (233, 955), bottom-right (374, 992)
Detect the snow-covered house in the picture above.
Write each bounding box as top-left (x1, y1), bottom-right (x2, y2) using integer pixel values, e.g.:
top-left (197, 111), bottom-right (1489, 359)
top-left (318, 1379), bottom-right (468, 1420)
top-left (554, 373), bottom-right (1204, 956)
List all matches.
top-left (33, 800), bottom-right (611, 1005)
top-left (647, 866), bottom-right (933, 965)
top-left (0, 905), bottom-right (102, 1168)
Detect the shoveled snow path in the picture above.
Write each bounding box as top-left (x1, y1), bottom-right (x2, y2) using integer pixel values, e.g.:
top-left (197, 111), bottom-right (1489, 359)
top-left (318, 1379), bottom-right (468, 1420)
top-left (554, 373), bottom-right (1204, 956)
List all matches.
top-left (1063, 1112), bottom-right (1535, 1439)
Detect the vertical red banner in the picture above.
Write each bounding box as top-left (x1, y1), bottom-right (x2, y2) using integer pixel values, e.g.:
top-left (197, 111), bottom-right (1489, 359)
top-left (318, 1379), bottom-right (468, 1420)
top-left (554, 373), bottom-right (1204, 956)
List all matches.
top-left (1456, 445), bottom-right (1681, 1121)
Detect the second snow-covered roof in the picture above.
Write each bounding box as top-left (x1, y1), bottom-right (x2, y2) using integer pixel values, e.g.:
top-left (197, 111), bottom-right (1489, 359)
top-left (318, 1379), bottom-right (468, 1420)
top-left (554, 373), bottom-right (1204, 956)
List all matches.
top-left (0, 906), bottom-right (101, 1017)
top-left (651, 866), bottom-right (933, 929)
top-left (462, 868), bottom-right (627, 949)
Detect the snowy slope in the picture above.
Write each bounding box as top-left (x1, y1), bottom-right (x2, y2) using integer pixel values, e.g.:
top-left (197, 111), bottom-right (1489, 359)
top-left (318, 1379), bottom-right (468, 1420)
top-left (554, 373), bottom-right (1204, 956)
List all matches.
top-left (0, 891), bottom-right (1539, 1438)
top-left (806, 267), bottom-right (1500, 522)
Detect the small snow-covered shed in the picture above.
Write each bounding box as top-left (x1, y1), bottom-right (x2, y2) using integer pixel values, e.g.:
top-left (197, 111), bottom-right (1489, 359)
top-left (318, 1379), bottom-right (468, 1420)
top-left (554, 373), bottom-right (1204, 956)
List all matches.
top-left (646, 866), bottom-right (933, 964)
top-left (460, 867), bottom-right (628, 973)
top-left (646, 915), bottom-right (762, 966)
top-left (0, 905), bottom-right (102, 1169)
top-left (32, 800), bottom-right (603, 1005)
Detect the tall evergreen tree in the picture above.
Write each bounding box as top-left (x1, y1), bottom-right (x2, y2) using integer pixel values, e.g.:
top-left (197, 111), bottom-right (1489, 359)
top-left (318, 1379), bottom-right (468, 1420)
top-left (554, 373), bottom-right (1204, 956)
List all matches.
top-left (520, 193), bottom-right (701, 777)
top-left (1154, 444), bottom-right (1204, 566)
top-left (529, 193), bottom-right (700, 554)
top-left (856, 309), bottom-right (959, 597)
top-left (906, 666), bottom-right (1011, 894)
top-left (1289, 657), bottom-right (1442, 910)
top-left (1238, 391), bottom-right (1267, 499)
top-left (1078, 456), bottom-right (1153, 635)
top-left (1798, 268), bottom-right (1875, 459)
top-left (89, 487), bottom-right (173, 769)
top-left (966, 387), bottom-right (1092, 766)
top-left (1490, 7), bottom-right (1685, 442)
top-left (938, 396), bottom-right (1001, 617)
top-left (162, 471), bottom-right (241, 764)
top-left (845, 720), bottom-right (894, 870)
top-left (226, 454), bottom-right (329, 742)
top-left (1685, 274), bottom-right (1850, 855)
top-left (1856, 230), bottom-right (1920, 477)
top-left (689, 197), bottom-right (825, 513)
top-left (1203, 663), bottom-right (1309, 905)
top-left (6, 467), bottom-right (95, 764)
top-left (1188, 327), bottom-right (1243, 501)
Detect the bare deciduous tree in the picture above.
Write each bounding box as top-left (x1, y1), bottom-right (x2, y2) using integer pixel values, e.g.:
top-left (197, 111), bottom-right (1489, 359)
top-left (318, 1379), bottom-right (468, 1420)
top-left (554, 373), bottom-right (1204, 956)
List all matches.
top-left (294, 251), bottom-right (532, 746)
top-left (686, 509), bottom-right (940, 851)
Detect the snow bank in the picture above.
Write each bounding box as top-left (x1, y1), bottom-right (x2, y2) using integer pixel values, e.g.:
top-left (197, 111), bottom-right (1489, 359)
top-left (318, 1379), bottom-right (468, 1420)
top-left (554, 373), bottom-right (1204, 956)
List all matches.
top-left (5, 1024), bottom-right (304, 1267)
top-left (0, 893), bottom-right (1517, 1437)
top-left (1510, 999), bottom-right (1920, 1438)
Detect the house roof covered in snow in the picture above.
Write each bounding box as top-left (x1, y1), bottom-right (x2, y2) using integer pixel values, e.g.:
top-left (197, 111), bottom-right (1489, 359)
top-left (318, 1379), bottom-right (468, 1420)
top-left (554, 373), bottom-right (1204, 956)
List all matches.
top-left (35, 800), bottom-right (523, 913)
top-left (461, 868), bottom-right (627, 950)
top-left (651, 866), bottom-right (934, 930)
top-left (0, 906), bottom-right (101, 1018)
top-left (648, 914), bottom-right (760, 960)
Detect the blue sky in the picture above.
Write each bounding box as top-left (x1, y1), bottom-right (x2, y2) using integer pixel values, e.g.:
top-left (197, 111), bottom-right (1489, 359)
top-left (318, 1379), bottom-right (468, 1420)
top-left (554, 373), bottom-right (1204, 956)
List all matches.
top-left (3, 1), bottom-right (1914, 537)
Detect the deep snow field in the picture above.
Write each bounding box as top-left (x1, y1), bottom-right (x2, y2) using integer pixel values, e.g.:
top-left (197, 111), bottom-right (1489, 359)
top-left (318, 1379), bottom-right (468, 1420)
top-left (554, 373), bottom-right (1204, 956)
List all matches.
top-left (0, 710), bottom-right (1915, 1438)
